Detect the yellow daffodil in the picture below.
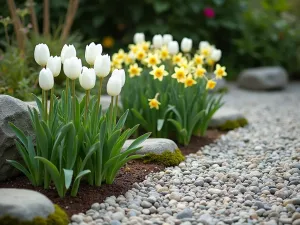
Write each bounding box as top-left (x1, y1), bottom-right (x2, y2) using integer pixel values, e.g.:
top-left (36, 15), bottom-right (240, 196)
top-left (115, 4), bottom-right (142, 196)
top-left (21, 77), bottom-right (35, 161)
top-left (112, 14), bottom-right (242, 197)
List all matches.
top-left (150, 65), bottom-right (168, 81)
top-left (128, 63), bottom-right (142, 77)
top-left (172, 53), bottom-right (183, 65)
top-left (116, 49), bottom-right (126, 61)
top-left (172, 67), bottom-right (187, 83)
top-left (206, 80), bottom-right (216, 89)
top-left (201, 46), bottom-right (211, 57)
top-left (214, 64), bottom-right (227, 79)
top-left (184, 75), bottom-right (197, 88)
top-left (140, 41), bottom-right (151, 52)
top-left (124, 52), bottom-right (135, 65)
top-left (206, 58), bottom-right (215, 67)
top-left (194, 54), bottom-right (205, 65)
top-left (111, 57), bottom-right (122, 69)
top-left (135, 49), bottom-right (146, 61)
top-left (129, 44), bottom-right (139, 54)
top-left (194, 65), bottom-right (207, 78)
top-left (148, 93), bottom-right (161, 110)
top-left (145, 53), bottom-right (161, 67)
top-left (159, 46), bottom-right (170, 60)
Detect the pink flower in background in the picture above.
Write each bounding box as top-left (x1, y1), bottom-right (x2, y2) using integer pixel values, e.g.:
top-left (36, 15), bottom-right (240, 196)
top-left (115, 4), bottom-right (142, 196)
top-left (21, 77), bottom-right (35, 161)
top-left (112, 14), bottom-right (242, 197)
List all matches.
top-left (204, 7), bottom-right (215, 18)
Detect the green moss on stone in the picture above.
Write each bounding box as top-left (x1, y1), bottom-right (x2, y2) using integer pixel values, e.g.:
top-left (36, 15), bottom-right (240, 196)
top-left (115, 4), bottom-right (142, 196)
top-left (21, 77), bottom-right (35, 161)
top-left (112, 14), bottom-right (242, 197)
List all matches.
top-left (143, 149), bottom-right (185, 167)
top-left (219, 118), bottom-right (248, 131)
top-left (0, 205), bottom-right (69, 225)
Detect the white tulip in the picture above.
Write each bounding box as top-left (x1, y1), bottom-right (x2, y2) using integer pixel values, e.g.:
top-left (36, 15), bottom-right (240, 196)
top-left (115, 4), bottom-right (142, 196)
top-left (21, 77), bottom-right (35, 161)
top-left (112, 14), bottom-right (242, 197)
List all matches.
top-left (133, 33), bottom-right (145, 44)
top-left (79, 67), bottom-right (96, 90)
top-left (128, 51), bottom-right (136, 60)
top-left (163, 34), bottom-right (173, 45)
top-left (181, 37), bottom-right (193, 53)
top-left (39, 68), bottom-right (54, 90)
top-left (199, 41), bottom-right (210, 50)
top-left (168, 41), bottom-right (179, 55)
top-left (211, 49), bottom-right (222, 62)
top-left (63, 57), bottom-right (82, 80)
top-left (61, 44), bottom-right (76, 63)
top-left (94, 54), bottom-right (111, 78)
top-left (112, 69), bottom-right (125, 87)
top-left (46, 56), bottom-right (61, 77)
top-left (85, 42), bottom-right (103, 66)
top-left (34, 43), bottom-right (50, 67)
top-left (152, 34), bottom-right (163, 49)
top-left (107, 76), bottom-right (122, 96)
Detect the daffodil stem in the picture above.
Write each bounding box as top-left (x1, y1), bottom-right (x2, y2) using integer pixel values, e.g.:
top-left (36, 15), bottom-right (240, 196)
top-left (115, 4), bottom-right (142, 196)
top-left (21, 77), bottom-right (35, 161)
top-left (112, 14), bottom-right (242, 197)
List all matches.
top-left (114, 95), bottom-right (119, 125)
top-left (49, 87), bottom-right (54, 124)
top-left (44, 90), bottom-right (48, 122)
top-left (85, 90), bottom-right (90, 122)
top-left (72, 80), bottom-right (76, 121)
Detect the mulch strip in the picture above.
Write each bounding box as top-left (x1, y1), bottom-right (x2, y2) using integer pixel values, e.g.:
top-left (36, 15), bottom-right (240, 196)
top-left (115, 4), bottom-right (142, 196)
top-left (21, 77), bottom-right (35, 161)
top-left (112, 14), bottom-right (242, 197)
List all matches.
top-left (0, 129), bottom-right (224, 217)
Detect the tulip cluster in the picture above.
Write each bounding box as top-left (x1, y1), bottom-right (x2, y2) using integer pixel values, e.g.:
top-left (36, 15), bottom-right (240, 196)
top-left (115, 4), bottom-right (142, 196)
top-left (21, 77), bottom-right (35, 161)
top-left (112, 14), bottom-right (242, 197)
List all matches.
top-left (8, 43), bottom-right (150, 197)
top-left (118, 33), bottom-right (225, 145)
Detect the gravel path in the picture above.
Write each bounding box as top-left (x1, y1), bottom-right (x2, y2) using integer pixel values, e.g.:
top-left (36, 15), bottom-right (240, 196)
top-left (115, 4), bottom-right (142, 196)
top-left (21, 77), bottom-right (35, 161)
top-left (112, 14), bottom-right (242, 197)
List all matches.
top-left (70, 83), bottom-right (300, 225)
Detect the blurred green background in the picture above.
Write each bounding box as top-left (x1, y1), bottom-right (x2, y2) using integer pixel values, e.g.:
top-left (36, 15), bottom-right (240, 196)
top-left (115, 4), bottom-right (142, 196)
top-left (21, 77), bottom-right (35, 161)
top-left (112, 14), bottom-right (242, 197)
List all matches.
top-left (0, 0), bottom-right (300, 100)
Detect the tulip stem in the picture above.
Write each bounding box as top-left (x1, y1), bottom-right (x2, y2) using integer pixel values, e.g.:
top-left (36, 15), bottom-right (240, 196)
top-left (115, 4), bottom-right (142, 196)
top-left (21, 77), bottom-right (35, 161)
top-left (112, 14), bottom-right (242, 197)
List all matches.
top-left (114, 95), bottom-right (119, 125)
top-left (66, 78), bottom-right (69, 120)
top-left (49, 87), bottom-right (54, 124)
top-left (44, 90), bottom-right (48, 122)
top-left (97, 77), bottom-right (104, 115)
top-left (110, 96), bottom-right (114, 131)
top-left (85, 90), bottom-right (90, 122)
top-left (72, 80), bottom-right (76, 121)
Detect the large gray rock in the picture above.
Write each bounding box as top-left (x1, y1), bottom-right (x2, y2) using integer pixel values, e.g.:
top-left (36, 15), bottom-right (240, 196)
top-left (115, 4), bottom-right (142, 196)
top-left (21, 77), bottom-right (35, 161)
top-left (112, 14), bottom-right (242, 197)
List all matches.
top-left (122, 138), bottom-right (178, 155)
top-left (209, 107), bottom-right (247, 129)
top-left (0, 188), bottom-right (55, 221)
top-left (0, 95), bottom-right (34, 181)
top-left (238, 66), bottom-right (288, 90)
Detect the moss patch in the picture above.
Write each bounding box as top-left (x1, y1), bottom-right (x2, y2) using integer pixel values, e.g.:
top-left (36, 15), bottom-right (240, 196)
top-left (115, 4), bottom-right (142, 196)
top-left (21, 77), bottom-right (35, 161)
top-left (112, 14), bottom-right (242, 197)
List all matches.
top-left (0, 204), bottom-right (69, 225)
top-left (143, 149), bottom-right (185, 167)
top-left (218, 118), bottom-right (248, 131)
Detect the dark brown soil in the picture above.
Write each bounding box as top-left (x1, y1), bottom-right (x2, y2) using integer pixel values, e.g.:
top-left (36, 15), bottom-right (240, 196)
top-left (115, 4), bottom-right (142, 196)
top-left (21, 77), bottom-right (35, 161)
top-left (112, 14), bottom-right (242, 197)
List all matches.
top-left (0, 130), bottom-right (224, 217)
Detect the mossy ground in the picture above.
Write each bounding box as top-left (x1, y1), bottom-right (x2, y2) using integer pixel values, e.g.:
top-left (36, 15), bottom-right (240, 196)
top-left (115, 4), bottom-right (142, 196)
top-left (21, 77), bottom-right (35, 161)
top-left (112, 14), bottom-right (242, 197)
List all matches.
top-left (0, 204), bottom-right (69, 225)
top-left (143, 149), bottom-right (185, 167)
top-left (218, 118), bottom-right (248, 131)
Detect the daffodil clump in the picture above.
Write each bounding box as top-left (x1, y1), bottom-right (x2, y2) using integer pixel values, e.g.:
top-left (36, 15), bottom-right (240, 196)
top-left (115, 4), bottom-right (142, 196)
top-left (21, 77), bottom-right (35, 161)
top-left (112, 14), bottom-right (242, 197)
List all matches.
top-left (118, 33), bottom-right (224, 145)
top-left (7, 42), bottom-right (150, 198)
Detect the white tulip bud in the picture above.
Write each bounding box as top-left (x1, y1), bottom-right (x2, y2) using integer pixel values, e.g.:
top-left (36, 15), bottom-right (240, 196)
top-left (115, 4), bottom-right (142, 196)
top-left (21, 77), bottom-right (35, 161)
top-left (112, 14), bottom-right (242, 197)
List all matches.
top-left (107, 76), bottom-right (122, 96)
top-left (79, 67), bottom-right (96, 90)
top-left (39, 68), bottom-right (54, 90)
top-left (152, 34), bottom-right (163, 49)
top-left (163, 34), bottom-right (173, 45)
top-left (46, 56), bottom-right (61, 77)
top-left (85, 42), bottom-right (103, 66)
top-left (211, 49), bottom-right (222, 62)
top-left (128, 51), bottom-right (136, 60)
top-left (63, 57), bottom-right (82, 80)
top-left (133, 33), bottom-right (145, 44)
top-left (61, 44), bottom-right (76, 63)
top-left (199, 41), bottom-right (210, 50)
top-left (181, 37), bottom-right (193, 53)
top-left (112, 69), bottom-right (125, 87)
top-left (94, 54), bottom-right (111, 78)
top-left (34, 43), bottom-right (50, 67)
top-left (168, 41), bottom-right (179, 55)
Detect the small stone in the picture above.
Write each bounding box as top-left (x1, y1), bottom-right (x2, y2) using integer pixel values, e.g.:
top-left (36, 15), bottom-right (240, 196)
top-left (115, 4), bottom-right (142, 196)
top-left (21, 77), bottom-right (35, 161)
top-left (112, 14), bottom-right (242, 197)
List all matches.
top-left (111, 212), bottom-right (124, 221)
top-left (72, 215), bottom-right (83, 223)
top-left (293, 219), bottom-right (300, 225)
top-left (181, 196), bottom-right (194, 202)
top-left (110, 220), bottom-right (122, 225)
top-left (208, 188), bottom-right (223, 195)
top-left (292, 213), bottom-right (300, 221)
top-left (254, 201), bottom-right (265, 209)
top-left (279, 217), bottom-right (293, 224)
top-left (141, 201), bottom-right (152, 208)
top-left (176, 208), bottom-right (193, 219)
top-left (170, 192), bottom-right (182, 201)
top-left (195, 180), bottom-right (204, 187)
top-left (142, 209), bottom-right (150, 215)
top-left (146, 196), bottom-right (157, 204)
